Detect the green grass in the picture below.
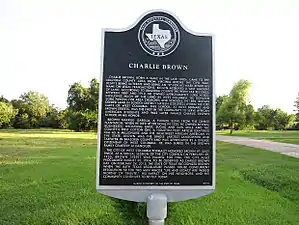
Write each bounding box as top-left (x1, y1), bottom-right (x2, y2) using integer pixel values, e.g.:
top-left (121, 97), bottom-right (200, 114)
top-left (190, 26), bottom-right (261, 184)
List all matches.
top-left (1, 129), bottom-right (299, 225)
top-left (217, 130), bottom-right (299, 144)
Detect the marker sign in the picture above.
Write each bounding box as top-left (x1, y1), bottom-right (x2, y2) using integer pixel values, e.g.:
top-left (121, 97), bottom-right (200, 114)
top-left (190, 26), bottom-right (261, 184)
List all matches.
top-left (96, 10), bottom-right (215, 202)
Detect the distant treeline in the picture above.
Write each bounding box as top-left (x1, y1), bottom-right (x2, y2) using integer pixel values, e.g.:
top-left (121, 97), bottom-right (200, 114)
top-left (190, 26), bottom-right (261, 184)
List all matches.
top-left (216, 80), bottom-right (299, 134)
top-left (0, 78), bottom-right (98, 131)
top-left (0, 78), bottom-right (298, 132)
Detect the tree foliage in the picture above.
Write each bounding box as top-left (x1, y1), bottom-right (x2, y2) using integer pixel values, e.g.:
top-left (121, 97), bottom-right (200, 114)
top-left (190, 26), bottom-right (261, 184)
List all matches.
top-left (67, 83), bottom-right (89, 112)
top-left (66, 78), bottom-right (99, 131)
top-left (216, 79), bottom-right (251, 134)
top-left (12, 91), bottom-right (50, 128)
top-left (242, 104), bottom-right (256, 129)
top-left (272, 109), bottom-right (295, 130)
top-left (67, 79), bottom-right (99, 112)
top-left (216, 95), bottom-right (227, 113)
top-left (20, 91), bottom-right (49, 118)
top-left (294, 92), bottom-right (299, 121)
top-left (0, 102), bottom-right (17, 128)
top-left (88, 78), bottom-right (99, 111)
top-left (40, 105), bottom-right (68, 129)
top-left (0, 78), bottom-right (298, 131)
top-left (0, 95), bottom-right (9, 104)
top-left (255, 105), bottom-right (295, 130)
top-left (67, 110), bottom-right (97, 132)
top-left (254, 105), bottom-right (273, 130)
top-left (0, 78), bottom-right (99, 130)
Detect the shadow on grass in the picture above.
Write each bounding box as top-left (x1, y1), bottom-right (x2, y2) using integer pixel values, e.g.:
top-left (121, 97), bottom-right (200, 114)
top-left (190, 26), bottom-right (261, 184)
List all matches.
top-left (240, 166), bottom-right (299, 203)
top-left (76, 215), bottom-right (120, 225)
top-left (0, 137), bottom-right (96, 155)
top-left (109, 197), bottom-right (177, 225)
top-left (111, 198), bottom-right (147, 225)
top-left (0, 128), bottom-right (75, 134)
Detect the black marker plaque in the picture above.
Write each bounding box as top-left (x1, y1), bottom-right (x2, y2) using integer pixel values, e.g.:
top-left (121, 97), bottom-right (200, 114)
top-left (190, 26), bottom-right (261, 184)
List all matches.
top-left (98, 11), bottom-right (214, 187)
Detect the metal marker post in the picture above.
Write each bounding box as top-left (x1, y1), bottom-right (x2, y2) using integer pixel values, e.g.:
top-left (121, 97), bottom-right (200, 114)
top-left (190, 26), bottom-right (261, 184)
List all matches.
top-left (147, 193), bottom-right (167, 225)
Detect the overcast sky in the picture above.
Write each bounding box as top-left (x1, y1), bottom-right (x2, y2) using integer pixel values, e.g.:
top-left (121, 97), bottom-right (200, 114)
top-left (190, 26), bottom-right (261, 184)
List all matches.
top-left (1, 0), bottom-right (299, 113)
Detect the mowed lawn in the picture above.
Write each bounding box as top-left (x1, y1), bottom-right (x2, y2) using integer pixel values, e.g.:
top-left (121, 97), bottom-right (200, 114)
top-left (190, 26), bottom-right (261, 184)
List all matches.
top-left (217, 130), bottom-right (299, 144)
top-left (1, 129), bottom-right (299, 225)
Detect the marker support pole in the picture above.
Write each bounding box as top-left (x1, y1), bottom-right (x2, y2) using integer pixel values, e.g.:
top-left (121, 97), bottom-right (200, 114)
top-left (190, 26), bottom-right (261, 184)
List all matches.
top-left (147, 193), bottom-right (167, 225)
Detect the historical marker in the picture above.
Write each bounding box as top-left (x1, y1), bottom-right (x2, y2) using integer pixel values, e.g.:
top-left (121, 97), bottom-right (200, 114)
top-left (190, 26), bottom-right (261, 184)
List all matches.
top-left (96, 10), bottom-right (215, 222)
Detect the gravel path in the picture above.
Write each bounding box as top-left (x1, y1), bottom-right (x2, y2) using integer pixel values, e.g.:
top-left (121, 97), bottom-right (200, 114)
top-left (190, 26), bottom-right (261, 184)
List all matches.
top-left (216, 135), bottom-right (299, 158)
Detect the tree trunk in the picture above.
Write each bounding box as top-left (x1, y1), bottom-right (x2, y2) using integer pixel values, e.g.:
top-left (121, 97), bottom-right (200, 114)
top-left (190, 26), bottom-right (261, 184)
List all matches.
top-left (229, 121), bottom-right (234, 135)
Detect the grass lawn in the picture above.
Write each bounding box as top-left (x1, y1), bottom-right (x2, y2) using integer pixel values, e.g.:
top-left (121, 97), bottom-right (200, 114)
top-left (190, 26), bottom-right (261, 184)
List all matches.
top-left (1, 129), bottom-right (299, 225)
top-left (217, 130), bottom-right (299, 144)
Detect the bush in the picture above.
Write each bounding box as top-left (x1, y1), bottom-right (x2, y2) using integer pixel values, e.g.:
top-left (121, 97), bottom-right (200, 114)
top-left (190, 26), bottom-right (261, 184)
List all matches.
top-left (13, 113), bottom-right (31, 129)
top-left (293, 122), bottom-right (299, 130)
top-left (67, 110), bottom-right (97, 131)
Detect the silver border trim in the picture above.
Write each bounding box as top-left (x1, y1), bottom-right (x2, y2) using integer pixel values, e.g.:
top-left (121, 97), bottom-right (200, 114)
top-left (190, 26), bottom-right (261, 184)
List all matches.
top-left (212, 32), bottom-right (216, 188)
top-left (102, 9), bottom-right (213, 37)
top-left (96, 9), bottom-right (215, 201)
top-left (97, 185), bottom-right (215, 190)
top-left (96, 27), bottom-right (106, 192)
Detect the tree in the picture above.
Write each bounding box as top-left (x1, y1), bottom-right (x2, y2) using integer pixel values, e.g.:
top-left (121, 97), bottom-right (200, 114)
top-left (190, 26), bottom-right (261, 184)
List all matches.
top-left (10, 99), bottom-right (23, 110)
top-left (12, 91), bottom-right (50, 128)
top-left (67, 82), bottom-right (89, 112)
top-left (67, 79), bottom-right (99, 112)
top-left (56, 109), bottom-right (69, 129)
top-left (216, 95), bottom-right (227, 113)
top-left (216, 79), bottom-right (251, 134)
top-left (216, 95), bottom-right (229, 129)
top-left (255, 105), bottom-right (274, 130)
top-left (273, 109), bottom-right (295, 130)
top-left (67, 110), bottom-right (97, 131)
top-left (40, 105), bottom-right (68, 128)
top-left (255, 106), bottom-right (295, 130)
top-left (66, 78), bottom-right (99, 131)
top-left (0, 95), bottom-right (9, 103)
top-left (88, 78), bottom-right (99, 111)
top-left (13, 113), bottom-right (31, 129)
top-left (294, 92), bottom-right (299, 121)
top-left (243, 104), bottom-right (255, 129)
top-left (0, 102), bottom-right (18, 128)
top-left (20, 91), bottom-right (49, 119)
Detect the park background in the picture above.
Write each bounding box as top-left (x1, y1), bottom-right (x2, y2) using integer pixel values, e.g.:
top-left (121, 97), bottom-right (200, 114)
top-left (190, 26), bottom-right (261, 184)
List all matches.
top-left (1, 78), bottom-right (299, 133)
top-left (1, 1), bottom-right (299, 225)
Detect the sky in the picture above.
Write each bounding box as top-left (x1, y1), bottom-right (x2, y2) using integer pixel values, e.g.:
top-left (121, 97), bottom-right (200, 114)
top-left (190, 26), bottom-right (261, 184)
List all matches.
top-left (1, 0), bottom-right (299, 113)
